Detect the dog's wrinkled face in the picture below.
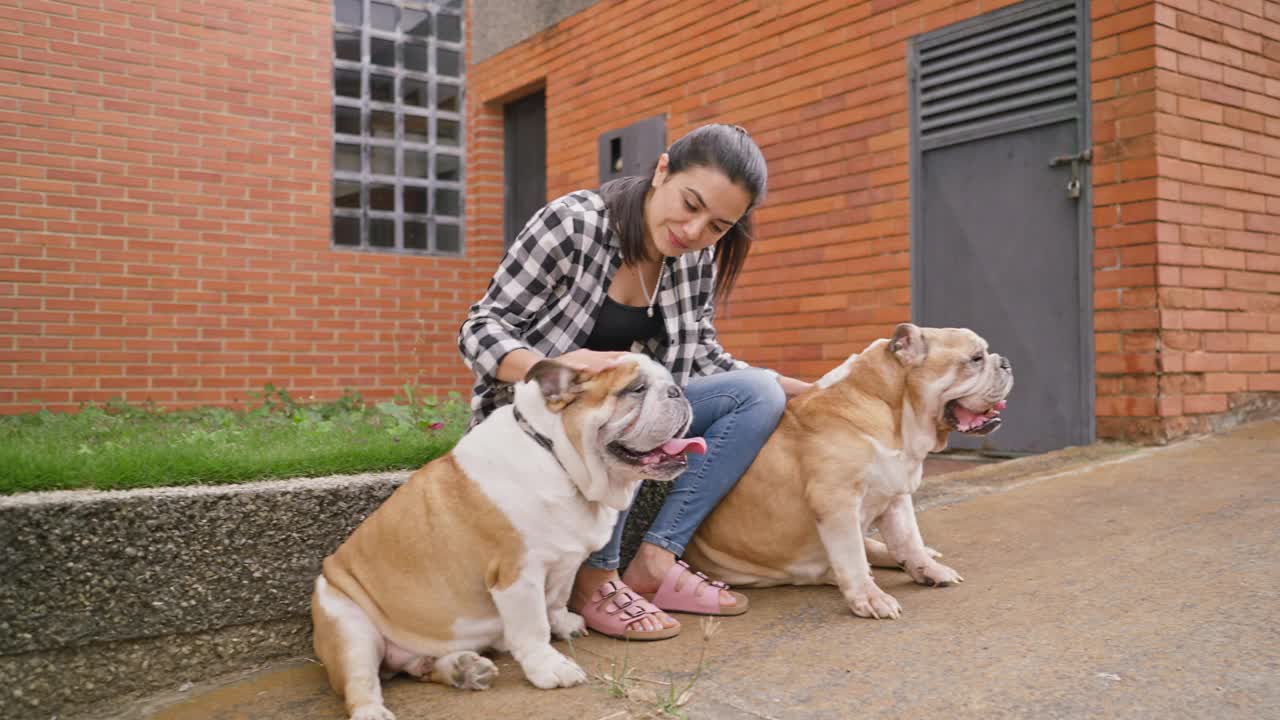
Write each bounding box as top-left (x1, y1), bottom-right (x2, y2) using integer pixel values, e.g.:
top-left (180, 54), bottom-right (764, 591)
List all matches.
top-left (516, 354), bottom-right (702, 509)
top-left (890, 324), bottom-right (1014, 436)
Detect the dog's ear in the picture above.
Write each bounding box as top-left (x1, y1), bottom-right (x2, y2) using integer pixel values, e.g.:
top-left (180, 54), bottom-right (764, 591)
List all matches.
top-left (524, 360), bottom-right (586, 411)
top-left (889, 323), bottom-right (928, 367)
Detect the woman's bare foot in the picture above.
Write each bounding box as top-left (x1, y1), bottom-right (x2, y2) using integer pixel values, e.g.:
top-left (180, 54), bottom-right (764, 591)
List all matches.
top-left (621, 543), bottom-right (737, 607)
top-left (570, 565), bottom-right (678, 633)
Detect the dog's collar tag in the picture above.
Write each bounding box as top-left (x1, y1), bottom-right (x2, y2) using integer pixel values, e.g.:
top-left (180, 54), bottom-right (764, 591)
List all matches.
top-left (512, 404), bottom-right (566, 472)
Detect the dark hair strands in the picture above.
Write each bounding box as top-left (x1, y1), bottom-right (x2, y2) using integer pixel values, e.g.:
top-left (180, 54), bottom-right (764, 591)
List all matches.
top-left (600, 123), bottom-right (767, 305)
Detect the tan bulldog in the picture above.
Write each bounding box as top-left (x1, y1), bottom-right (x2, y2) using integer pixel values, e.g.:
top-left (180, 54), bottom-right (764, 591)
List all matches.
top-left (311, 354), bottom-right (706, 720)
top-left (685, 324), bottom-right (1013, 620)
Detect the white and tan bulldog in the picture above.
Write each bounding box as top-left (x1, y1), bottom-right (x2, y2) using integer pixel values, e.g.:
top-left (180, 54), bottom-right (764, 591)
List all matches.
top-left (685, 324), bottom-right (1013, 620)
top-left (311, 354), bottom-right (706, 720)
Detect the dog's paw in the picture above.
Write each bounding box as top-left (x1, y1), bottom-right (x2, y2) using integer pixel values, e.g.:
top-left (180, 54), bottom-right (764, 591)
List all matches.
top-left (522, 648), bottom-right (588, 689)
top-left (350, 704), bottom-right (396, 720)
top-left (442, 650), bottom-right (498, 690)
top-left (549, 609), bottom-right (588, 640)
top-left (905, 559), bottom-right (963, 587)
top-left (848, 583), bottom-right (902, 620)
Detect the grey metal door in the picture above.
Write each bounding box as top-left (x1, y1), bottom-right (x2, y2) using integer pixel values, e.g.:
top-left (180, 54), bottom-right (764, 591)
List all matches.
top-left (503, 90), bottom-right (546, 248)
top-left (910, 0), bottom-right (1093, 453)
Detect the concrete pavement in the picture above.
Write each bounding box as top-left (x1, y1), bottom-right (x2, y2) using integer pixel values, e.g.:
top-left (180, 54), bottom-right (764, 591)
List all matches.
top-left (114, 419), bottom-right (1280, 719)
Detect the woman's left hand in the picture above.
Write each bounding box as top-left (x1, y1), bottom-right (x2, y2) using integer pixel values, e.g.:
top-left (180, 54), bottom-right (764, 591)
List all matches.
top-left (777, 375), bottom-right (814, 398)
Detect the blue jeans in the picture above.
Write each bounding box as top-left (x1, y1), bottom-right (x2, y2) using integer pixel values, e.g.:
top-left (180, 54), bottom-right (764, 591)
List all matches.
top-left (586, 368), bottom-right (787, 569)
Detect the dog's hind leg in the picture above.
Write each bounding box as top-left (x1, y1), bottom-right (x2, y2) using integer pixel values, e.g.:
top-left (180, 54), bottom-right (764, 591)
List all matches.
top-left (877, 495), bottom-right (962, 587)
top-left (383, 640), bottom-right (497, 691)
top-left (432, 651), bottom-right (499, 690)
top-left (864, 534), bottom-right (942, 568)
top-left (312, 576), bottom-right (395, 720)
top-left (863, 536), bottom-right (897, 568)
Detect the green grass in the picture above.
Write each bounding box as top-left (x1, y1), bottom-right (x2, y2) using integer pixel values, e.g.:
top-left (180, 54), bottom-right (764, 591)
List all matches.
top-left (0, 385), bottom-right (469, 494)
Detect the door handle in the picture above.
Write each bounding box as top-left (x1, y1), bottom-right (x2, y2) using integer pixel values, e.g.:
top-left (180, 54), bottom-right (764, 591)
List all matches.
top-left (1049, 149), bottom-right (1092, 199)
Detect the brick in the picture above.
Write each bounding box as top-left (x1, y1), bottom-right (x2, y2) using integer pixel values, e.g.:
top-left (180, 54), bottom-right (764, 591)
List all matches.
top-left (1180, 268), bottom-right (1226, 288)
top-left (1160, 287), bottom-right (1204, 308)
top-left (1176, 12), bottom-right (1225, 42)
top-left (1227, 353), bottom-right (1268, 372)
top-left (1096, 395), bottom-right (1157, 417)
top-left (1183, 393), bottom-right (1228, 414)
top-left (1164, 330), bottom-right (1203, 352)
top-left (1097, 265), bottom-right (1158, 290)
top-left (1205, 332), bottom-right (1249, 351)
top-left (1157, 396), bottom-right (1183, 417)
top-left (1177, 96), bottom-right (1225, 123)
top-left (1247, 334), bottom-right (1280, 352)
top-left (1226, 312), bottom-right (1266, 330)
top-left (1202, 248), bottom-right (1248, 269)
top-left (1184, 351), bottom-right (1229, 371)
top-left (1095, 309), bottom-right (1160, 332)
top-left (1095, 50), bottom-right (1159, 82)
top-left (1222, 26), bottom-right (1261, 53)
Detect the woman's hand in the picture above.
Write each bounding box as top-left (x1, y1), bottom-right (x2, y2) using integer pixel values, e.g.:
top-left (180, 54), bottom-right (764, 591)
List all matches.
top-left (553, 349), bottom-right (631, 374)
top-left (777, 375), bottom-right (814, 398)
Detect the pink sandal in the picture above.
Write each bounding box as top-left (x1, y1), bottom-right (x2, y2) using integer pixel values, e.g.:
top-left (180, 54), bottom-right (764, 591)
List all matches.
top-left (575, 580), bottom-right (681, 641)
top-left (642, 560), bottom-right (749, 616)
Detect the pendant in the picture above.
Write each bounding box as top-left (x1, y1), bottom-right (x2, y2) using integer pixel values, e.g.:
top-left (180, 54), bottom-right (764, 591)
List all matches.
top-left (647, 307), bottom-right (654, 318)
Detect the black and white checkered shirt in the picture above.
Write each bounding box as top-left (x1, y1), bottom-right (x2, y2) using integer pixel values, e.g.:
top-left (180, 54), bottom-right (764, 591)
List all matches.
top-left (458, 189), bottom-right (750, 423)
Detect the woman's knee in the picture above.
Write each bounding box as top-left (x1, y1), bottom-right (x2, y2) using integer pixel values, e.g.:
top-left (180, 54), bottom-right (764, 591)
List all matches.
top-left (736, 368), bottom-right (787, 420)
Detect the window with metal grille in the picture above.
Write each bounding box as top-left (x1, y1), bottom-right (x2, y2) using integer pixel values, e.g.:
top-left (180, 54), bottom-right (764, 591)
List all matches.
top-left (332, 0), bottom-right (464, 255)
top-left (912, 0), bottom-right (1081, 150)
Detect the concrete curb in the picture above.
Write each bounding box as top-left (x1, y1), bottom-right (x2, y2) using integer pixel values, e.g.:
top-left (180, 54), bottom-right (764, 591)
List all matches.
top-left (0, 471), bottom-right (409, 718)
top-left (0, 440), bottom-right (1137, 719)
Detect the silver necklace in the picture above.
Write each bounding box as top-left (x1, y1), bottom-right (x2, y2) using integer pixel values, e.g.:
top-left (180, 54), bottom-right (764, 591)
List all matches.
top-left (634, 262), bottom-right (662, 318)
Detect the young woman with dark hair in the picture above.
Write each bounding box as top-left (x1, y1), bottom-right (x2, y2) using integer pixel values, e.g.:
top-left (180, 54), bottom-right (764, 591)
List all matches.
top-left (459, 124), bottom-right (811, 641)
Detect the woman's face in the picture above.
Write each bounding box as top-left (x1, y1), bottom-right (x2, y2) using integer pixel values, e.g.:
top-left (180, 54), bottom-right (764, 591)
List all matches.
top-left (645, 155), bottom-right (752, 259)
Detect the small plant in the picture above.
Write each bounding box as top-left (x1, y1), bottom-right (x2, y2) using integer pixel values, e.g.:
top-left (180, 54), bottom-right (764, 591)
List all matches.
top-left (653, 617), bottom-right (720, 718)
top-left (376, 383), bottom-right (463, 436)
top-left (567, 615), bottom-right (721, 719)
top-left (602, 639), bottom-right (636, 699)
top-left (567, 634), bottom-right (636, 700)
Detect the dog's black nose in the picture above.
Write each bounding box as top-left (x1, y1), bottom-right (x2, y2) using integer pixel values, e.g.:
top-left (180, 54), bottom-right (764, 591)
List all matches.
top-left (999, 356), bottom-right (1012, 371)
top-left (667, 386), bottom-right (683, 399)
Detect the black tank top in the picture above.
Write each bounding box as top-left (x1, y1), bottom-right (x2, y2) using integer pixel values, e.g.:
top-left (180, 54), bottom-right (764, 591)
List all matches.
top-left (584, 296), bottom-right (664, 351)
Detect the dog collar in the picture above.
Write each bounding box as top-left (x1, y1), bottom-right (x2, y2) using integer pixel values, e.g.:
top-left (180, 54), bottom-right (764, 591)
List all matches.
top-left (512, 404), bottom-right (566, 472)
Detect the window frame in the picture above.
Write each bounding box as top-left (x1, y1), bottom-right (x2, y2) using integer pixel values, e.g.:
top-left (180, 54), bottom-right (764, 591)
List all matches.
top-left (331, 0), bottom-right (465, 256)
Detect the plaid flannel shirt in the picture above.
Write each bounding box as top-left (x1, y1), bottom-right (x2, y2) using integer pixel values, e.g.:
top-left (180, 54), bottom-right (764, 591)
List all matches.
top-left (458, 189), bottom-right (751, 423)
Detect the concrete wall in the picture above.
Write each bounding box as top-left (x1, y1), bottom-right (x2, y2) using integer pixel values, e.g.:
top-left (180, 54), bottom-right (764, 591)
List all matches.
top-left (470, 0), bottom-right (602, 63)
top-left (0, 465), bottom-right (669, 718)
top-left (0, 473), bottom-right (405, 717)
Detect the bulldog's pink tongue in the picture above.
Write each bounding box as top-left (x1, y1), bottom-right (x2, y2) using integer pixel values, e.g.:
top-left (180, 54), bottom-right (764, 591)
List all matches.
top-left (954, 402), bottom-right (1006, 431)
top-left (953, 405), bottom-right (981, 430)
top-left (660, 437), bottom-right (707, 456)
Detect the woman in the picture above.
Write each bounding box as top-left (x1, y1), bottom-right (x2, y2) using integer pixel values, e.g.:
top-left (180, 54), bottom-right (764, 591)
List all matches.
top-left (459, 124), bottom-right (811, 641)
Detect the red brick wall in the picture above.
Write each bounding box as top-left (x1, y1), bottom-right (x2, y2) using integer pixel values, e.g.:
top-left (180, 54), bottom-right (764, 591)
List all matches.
top-left (6, 0), bottom-right (1275, 439)
top-left (467, 0), bottom-right (1032, 388)
top-left (1091, 0), bottom-right (1164, 441)
top-left (0, 0), bottom-right (479, 413)
top-left (469, 0), bottom-right (1277, 445)
top-left (1148, 0), bottom-right (1280, 439)
top-left (1094, 0), bottom-right (1280, 443)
